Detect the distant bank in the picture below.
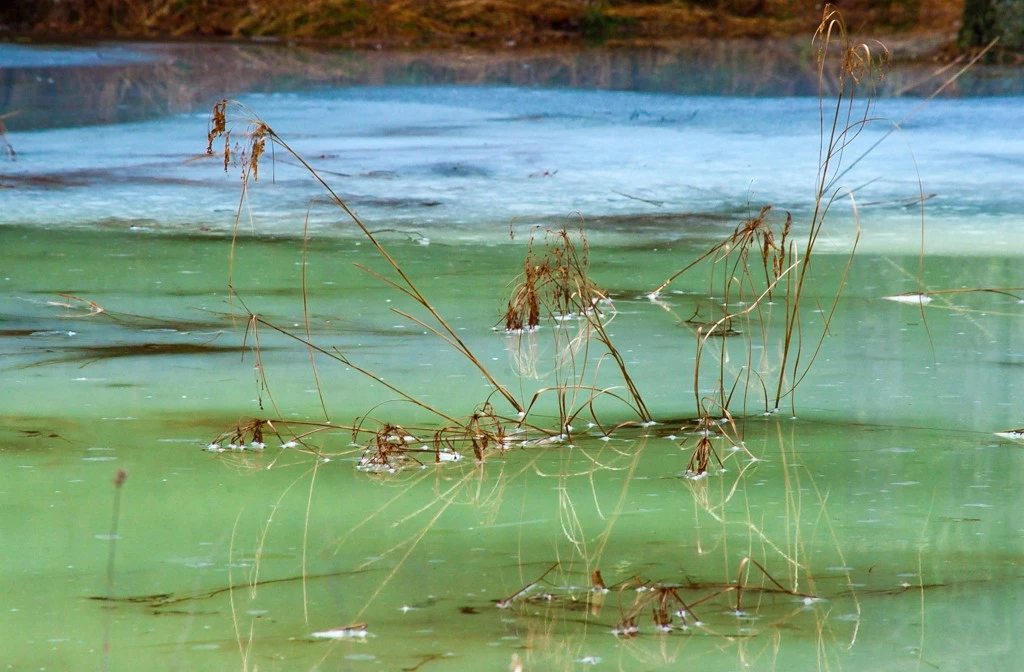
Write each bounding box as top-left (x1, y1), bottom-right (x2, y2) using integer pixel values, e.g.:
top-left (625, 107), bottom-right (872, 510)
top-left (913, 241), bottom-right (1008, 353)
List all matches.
top-left (0, 1), bottom-right (975, 52)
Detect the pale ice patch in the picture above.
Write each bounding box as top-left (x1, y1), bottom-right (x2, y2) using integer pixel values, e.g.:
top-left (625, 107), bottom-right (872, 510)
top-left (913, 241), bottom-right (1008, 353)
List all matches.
top-left (356, 461), bottom-right (396, 474)
top-left (0, 43), bottom-right (157, 69)
top-left (883, 293), bottom-right (932, 304)
top-left (3, 86), bottom-right (1023, 255)
top-left (435, 449), bottom-right (462, 462)
top-left (310, 624), bottom-right (371, 639)
top-left (611, 623), bottom-right (639, 637)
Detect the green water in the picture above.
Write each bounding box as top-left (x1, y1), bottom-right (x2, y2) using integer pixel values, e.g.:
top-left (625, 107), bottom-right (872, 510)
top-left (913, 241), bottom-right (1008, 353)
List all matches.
top-left (2, 225), bottom-right (1021, 670)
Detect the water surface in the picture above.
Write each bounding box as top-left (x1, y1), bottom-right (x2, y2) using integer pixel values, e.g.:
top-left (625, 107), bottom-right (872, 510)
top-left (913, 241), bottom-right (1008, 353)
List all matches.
top-left (1, 42), bottom-right (1022, 671)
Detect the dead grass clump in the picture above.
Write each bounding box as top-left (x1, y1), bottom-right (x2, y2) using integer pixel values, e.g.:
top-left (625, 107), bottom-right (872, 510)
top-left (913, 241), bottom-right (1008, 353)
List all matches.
top-left (501, 228), bottom-right (603, 331)
top-left (650, 204), bottom-right (799, 419)
top-left (491, 558), bottom-right (813, 637)
top-left (348, 405), bottom-right (522, 473)
top-left (504, 227), bottom-right (652, 425)
top-left (649, 205), bottom-right (792, 301)
top-left (613, 582), bottom-right (698, 635)
top-left (676, 411), bottom-right (748, 476)
top-left (207, 99), bottom-right (269, 184)
top-left (433, 403), bottom-right (514, 461)
top-left (207, 418), bottom-right (280, 452)
top-left (503, 256), bottom-right (542, 332)
top-left (356, 422), bottom-right (426, 472)
top-left (685, 435), bottom-right (719, 477)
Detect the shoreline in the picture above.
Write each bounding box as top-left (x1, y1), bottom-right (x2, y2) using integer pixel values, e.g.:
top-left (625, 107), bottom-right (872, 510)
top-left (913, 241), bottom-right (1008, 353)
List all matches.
top-left (0, 1), bottom-right (971, 58)
top-left (0, 30), bottom-right (964, 66)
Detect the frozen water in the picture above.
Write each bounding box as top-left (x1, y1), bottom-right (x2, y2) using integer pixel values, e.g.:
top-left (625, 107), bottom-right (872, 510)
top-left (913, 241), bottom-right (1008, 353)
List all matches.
top-left (2, 44), bottom-right (1021, 255)
top-left (0, 43), bottom-right (158, 69)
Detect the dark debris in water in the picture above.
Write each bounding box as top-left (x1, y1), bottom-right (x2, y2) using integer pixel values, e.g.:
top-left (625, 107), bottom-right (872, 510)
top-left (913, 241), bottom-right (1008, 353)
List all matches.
top-left (0, 422), bottom-right (75, 451)
top-left (21, 342), bottom-right (268, 368)
top-left (427, 161), bottom-right (492, 178)
top-left (0, 163), bottom-right (220, 190)
top-left (88, 568), bottom-right (376, 612)
top-left (567, 210), bottom-right (747, 238)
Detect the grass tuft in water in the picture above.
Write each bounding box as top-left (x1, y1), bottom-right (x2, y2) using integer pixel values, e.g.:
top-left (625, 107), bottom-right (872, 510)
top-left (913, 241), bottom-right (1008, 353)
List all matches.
top-left (646, 5), bottom-right (894, 422)
top-left (504, 226), bottom-right (652, 427)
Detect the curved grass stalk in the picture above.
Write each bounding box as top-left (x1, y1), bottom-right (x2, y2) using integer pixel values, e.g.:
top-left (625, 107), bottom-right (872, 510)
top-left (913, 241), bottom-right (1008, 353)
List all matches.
top-left (301, 208), bottom-right (329, 420)
top-left (208, 99), bottom-right (523, 415)
top-left (503, 227), bottom-right (651, 424)
top-left (775, 192), bottom-right (861, 410)
top-left (241, 313), bottom-right (460, 424)
top-left (769, 6), bottom-right (888, 412)
top-left (694, 260), bottom-right (801, 415)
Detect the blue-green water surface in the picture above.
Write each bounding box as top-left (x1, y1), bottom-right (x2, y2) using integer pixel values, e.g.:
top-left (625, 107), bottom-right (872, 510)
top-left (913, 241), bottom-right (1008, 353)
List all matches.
top-left (1, 42), bottom-right (1022, 671)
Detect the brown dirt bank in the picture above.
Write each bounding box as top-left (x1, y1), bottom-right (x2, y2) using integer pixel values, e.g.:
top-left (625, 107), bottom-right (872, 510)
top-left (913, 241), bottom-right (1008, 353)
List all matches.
top-left (1, 1), bottom-right (964, 51)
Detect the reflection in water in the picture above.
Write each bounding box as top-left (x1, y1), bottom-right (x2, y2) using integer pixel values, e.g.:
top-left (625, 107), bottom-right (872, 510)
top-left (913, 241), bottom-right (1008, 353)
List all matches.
top-left (1, 39), bottom-right (1022, 671)
top-left (2, 223), bottom-right (1022, 669)
top-left (3, 39), bottom-right (1023, 132)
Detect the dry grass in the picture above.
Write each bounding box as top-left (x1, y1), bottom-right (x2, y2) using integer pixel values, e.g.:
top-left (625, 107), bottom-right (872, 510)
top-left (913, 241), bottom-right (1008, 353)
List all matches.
top-left (10, 0), bottom-right (966, 47)
top-left (491, 555), bottom-right (814, 639)
top-left (195, 5), bottom-right (969, 470)
top-left (503, 227), bottom-right (652, 427)
top-left (645, 4), bottom-right (894, 428)
top-left (202, 88), bottom-right (664, 471)
top-left (56, 5), bottom-right (991, 667)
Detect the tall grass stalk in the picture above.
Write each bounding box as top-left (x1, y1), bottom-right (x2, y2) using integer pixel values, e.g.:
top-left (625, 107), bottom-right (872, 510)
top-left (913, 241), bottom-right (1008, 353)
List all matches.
top-left (503, 227), bottom-right (651, 428)
top-left (648, 5), bottom-right (887, 422)
top-left (772, 5), bottom-right (887, 412)
top-left (208, 100), bottom-right (523, 416)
